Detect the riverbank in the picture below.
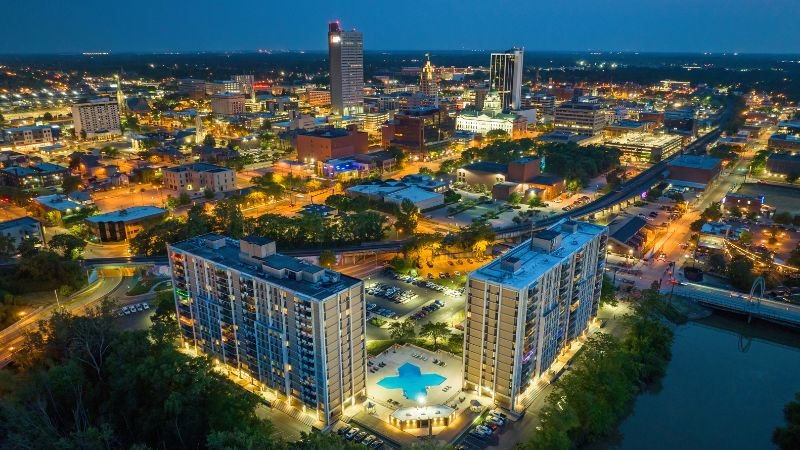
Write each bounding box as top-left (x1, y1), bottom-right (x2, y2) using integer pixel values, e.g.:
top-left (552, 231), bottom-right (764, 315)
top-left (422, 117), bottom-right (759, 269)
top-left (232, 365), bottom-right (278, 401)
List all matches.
top-left (519, 289), bottom-right (679, 450)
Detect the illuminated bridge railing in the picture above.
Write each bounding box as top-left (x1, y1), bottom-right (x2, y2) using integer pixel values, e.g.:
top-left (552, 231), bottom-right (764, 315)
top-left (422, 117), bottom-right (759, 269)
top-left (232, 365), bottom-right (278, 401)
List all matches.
top-left (672, 282), bottom-right (800, 326)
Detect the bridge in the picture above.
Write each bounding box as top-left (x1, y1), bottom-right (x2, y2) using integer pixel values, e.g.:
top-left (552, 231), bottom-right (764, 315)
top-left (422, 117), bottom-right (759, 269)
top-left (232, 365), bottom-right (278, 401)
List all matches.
top-left (670, 281), bottom-right (800, 328)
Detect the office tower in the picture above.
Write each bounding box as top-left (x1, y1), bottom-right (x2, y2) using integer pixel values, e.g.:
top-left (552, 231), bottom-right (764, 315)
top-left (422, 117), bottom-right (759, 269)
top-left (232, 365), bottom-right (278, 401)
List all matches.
top-left (463, 220), bottom-right (608, 411)
top-left (490, 48), bottom-right (524, 111)
top-left (210, 93), bottom-right (246, 116)
top-left (419, 54), bottom-right (438, 97)
top-left (71, 98), bottom-right (121, 139)
top-left (169, 234), bottom-right (366, 427)
top-left (553, 100), bottom-right (608, 135)
top-left (328, 21), bottom-right (364, 116)
top-left (233, 74), bottom-right (256, 99)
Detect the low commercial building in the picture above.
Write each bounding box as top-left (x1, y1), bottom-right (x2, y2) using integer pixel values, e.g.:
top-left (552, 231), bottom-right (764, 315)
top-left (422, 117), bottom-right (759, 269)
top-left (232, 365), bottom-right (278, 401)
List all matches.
top-left (0, 217), bottom-right (44, 248)
top-left (296, 127), bottom-right (369, 162)
top-left (463, 220), bottom-right (608, 411)
top-left (167, 234), bottom-right (366, 427)
top-left (86, 206), bottom-right (168, 242)
top-left (163, 163), bottom-right (236, 196)
top-left (30, 194), bottom-right (84, 223)
top-left (210, 93), bottom-right (246, 116)
top-left (381, 106), bottom-right (454, 153)
top-left (722, 192), bottom-right (766, 215)
top-left (603, 120), bottom-right (655, 138)
top-left (608, 216), bottom-right (653, 257)
top-left (766, 153), bottom-right (800, 176)
top-left (2, 125), bottom-right (58, 147)
top-left (666, 155), bottom-right (722, 189)
top-left (0, 162), bottom-right (68, 188)
top-left (699, 222), bottom-right (731, 250)
top-left (768, 134), bottom-right (800, 152)
top-left (346, 180), bottom-right (444, 210)
top-left (456, 157), bottom-right (564, 201)
top-left (606, 133), bottom-right (682, 166)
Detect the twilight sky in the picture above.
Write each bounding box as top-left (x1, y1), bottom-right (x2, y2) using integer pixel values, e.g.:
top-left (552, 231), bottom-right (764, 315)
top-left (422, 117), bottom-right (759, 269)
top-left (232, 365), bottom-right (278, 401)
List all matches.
top-left (3, 0), bottom-right (799, 54)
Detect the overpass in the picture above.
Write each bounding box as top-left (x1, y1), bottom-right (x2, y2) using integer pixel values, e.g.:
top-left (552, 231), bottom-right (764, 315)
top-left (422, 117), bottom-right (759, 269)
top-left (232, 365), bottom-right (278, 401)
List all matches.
top-left (670, 281), bottom-right (800, 328)
top-left (82, 241), bottom-right (406, 266)
top-left (494, 125), bottom-right (725, 239)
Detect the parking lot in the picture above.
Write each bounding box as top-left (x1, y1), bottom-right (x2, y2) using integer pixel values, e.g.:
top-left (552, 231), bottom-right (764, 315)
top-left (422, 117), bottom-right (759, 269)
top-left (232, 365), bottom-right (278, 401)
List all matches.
top-left (454, 409), bottom-right (511, 450)
top-left (364, 272), bottom-right (466, 339)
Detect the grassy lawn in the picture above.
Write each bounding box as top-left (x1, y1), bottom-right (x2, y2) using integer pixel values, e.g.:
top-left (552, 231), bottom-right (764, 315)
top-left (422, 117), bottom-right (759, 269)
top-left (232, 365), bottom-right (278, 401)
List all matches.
top-left (126, 277), bottom-right (168, 296)
top-left (366, 339), bottom-right (395, 357)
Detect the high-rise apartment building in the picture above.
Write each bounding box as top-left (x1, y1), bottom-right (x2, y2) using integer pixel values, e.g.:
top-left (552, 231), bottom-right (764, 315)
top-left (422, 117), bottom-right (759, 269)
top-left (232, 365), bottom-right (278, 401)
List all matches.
top-left (328, 21), bottom-right (364, 116)
top-left (168, 234), bottom-right (367, 427)
top-left (463, 220), bottom-right (608, 411)
top-left (419, 54), bottom-right (438, 97)
top-left (71, 98), bottom-right (121, 139)
top-left (490, 48), bottom-right (524, 111)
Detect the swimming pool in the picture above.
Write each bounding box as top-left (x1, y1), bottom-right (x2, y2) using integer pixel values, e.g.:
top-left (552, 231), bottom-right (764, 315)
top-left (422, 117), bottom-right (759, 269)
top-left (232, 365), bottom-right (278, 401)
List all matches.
top-left (377, 362), bottom-right (446, 400)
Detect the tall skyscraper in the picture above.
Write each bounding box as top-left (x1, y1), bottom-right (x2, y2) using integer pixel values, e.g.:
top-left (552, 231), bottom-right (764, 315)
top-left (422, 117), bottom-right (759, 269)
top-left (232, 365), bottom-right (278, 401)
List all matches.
top-left (419, 54), bottom-right (438, 97)
top-left (462, 220), bottom-right (608, 412)
top-left (489, 48), bottom-right (524, 111)
top-left (328, 21), bottom-right (364, 116)
top-left (168, 234), bottom-right (367, 427)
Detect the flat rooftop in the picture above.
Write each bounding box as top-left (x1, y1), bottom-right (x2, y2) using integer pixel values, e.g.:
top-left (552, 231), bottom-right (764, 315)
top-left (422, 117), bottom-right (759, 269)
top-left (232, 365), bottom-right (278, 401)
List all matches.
top-left (470, 220), bottom-right (607, 290)
top-left (607, 133), bottom-right (682, 149)
top-left (668, 155), bottom-right (721, 170)
top-left (170, 234), bottom-right (361, 302)
top-left (86, 206), bottom-right (167, 223)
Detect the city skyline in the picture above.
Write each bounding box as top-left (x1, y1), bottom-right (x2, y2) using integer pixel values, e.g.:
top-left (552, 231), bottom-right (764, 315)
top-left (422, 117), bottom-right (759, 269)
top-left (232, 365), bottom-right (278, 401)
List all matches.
top-left (3, 0), bottom-right (800, 54)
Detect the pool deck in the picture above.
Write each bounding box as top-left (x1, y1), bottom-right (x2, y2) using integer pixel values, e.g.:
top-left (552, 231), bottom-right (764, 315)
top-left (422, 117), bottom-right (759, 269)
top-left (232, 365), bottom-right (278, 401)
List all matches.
top-left (349, 343), bottom-right (484, 447)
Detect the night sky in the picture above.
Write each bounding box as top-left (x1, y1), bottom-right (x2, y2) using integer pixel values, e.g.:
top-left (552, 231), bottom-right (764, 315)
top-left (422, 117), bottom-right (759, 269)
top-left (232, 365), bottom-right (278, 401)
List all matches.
top-left (3, 0), bottom-right (799, 54)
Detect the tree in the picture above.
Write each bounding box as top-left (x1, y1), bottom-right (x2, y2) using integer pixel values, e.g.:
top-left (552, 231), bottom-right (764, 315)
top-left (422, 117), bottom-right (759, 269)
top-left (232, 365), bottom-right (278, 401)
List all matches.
top-left (727, 255), bottom-right (754, 291)
top-left (774, 393), bottom-right (800, 450)
top-left (739, 230), bottom-right (753, 245)
top-left (508, 192), bottom-right (522, 205)
top-left (419, 321), bottom-right (450, 351)
top-left (178, 192), bottom-right (192, 206)
top-left (787, 172), bottom-right (800, 184)
top-left (203, 188), bottom-right (215, 200)
top-left (774, 211), bottom-right (793, 225)
top-left (388, 320), bottom-right (416, 343)
top-left (528, 196), bottom-right (545, 208)
top-left (62, 175), bottom-right (82, 194)
top-left (707, 251), bottom-right (727, 273)
top-left (0, 235), bottom-right (16, 258)
top-left (211, 199), bottom-right (245, 239)
top-left (49, 233), bottom-right (87, 260)
top-left (396, 199), bottom-right (420, 234)
top-left (485, 129), bottom-right (509, 142)
top-left (600, 274), bottom-right (617, 306)
top-left (203, 134), bottom-right (216, 147)
top-left (0, 304), bottom-right (277, 449)
top-left (318, 249), bottom-right (336, 269)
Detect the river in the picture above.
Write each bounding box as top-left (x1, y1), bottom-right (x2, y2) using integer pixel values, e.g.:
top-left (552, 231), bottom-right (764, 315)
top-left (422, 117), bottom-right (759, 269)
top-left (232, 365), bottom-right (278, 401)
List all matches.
top-left (617, 312), bottom-right (800, 450)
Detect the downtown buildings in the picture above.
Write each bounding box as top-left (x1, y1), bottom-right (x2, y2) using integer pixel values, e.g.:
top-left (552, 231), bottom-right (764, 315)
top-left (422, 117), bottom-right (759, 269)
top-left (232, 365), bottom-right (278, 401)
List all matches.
top-left (328, 21), bottom-right (364, 116)
top-left (463, 220), bottom-right (608, 411)
top-left (168, 234), bottom-right (367, 427)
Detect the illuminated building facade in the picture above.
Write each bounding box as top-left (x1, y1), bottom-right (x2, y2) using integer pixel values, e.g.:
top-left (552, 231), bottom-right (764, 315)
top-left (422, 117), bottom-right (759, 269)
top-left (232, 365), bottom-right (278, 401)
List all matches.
top-left (328, 21), bottom-right (364, 116)
top-left (463, 220), bottom-right (607, 411)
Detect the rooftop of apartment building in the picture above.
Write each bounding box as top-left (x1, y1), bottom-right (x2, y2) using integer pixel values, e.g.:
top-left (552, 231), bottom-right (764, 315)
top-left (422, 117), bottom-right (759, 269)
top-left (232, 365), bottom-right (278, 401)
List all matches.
top-left (170, 233), bottom-right (361, 301)
top-left (298, 127), bottom-right (355, 139)
top-left (469, 220), bottom-right (607, 289)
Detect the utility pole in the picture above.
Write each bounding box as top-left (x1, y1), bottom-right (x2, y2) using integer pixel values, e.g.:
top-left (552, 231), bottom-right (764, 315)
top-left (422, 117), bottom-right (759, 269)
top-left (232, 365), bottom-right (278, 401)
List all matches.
top-left (54, 289), bottom-right (61, 309)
